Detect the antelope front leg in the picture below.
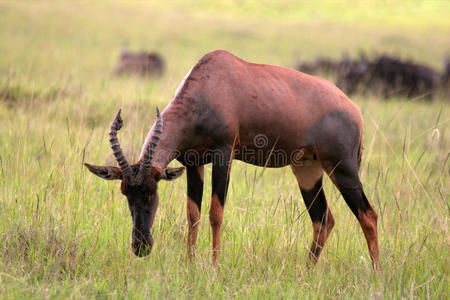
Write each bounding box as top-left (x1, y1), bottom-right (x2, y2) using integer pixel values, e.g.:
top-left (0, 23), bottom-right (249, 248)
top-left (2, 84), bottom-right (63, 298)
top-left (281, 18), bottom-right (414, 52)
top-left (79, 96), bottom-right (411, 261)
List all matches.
top-left (186, 166), bottom-right (204, 260)
top-left (209, 195), bottom-right (224, 264)
top-left (210, 145), bottom-right (232, 265)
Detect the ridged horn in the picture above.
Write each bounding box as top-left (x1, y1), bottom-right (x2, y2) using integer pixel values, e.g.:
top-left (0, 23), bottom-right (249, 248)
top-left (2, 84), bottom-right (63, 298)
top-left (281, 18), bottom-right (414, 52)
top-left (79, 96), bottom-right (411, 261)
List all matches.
top-left (139, 107), bottom-right (163, 179)
top-left (109, 109), bottom-right (133, 180)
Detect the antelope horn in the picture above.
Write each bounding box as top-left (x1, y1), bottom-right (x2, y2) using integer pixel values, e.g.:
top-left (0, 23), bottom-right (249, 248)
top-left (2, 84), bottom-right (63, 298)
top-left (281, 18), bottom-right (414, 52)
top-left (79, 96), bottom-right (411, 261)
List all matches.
top-left (139, 107), bottom-right (163, 179)
top-left (109, 109), bottom-right (133, 180)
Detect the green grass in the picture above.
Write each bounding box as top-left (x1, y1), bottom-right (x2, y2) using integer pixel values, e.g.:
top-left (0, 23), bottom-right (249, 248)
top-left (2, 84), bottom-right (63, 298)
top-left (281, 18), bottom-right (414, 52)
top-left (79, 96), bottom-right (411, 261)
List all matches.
top-left (0, 0), bottom-right (449, 298)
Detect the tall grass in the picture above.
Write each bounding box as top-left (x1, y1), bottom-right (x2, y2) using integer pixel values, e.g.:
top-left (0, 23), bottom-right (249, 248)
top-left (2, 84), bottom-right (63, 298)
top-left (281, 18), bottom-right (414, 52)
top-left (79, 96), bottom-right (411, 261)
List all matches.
top-left (0, 1), bottom-right (448, 298)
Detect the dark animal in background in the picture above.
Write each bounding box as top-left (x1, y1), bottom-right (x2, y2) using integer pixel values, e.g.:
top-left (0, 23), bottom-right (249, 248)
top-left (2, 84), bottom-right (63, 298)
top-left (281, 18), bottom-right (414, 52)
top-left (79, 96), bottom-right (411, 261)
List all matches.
top-left (112, 50), bottom-right (165, 77)
top-left (335, 55), bottom-right (371, 95)
top-left (86, 50), bottom-right (380, 271)
top-left (441, 58), bottom-right (450, 97)
top-left (297, 54), bottom-right (444, 100)
top-left (363, 55), bottom-right (439, 99)
top-left (296, 57), bottom-right (339, 76)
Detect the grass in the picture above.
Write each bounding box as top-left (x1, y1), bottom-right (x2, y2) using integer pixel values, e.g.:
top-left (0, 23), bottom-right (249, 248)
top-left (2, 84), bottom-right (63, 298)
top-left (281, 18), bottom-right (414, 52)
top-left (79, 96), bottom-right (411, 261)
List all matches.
top-left (0, 0), bottom-right (449, 298)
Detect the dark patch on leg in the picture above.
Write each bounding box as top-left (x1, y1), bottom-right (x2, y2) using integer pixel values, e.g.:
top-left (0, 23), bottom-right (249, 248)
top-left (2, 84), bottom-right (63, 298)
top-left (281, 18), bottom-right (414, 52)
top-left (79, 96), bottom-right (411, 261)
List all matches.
top-left (209, 145), bottom-right (232, 264)
top-left (298, 176), bottom-right (335, 264)
top-left (324, 160), bottom-right (380, 270)
top-left (186, 166), bottom-right (204, 211)
top-left (322, 158), bottom-right (368, 216)
top-left (333, 171), bottom-right (370, 217)
top-left (300, 178), bottom-right (328, 224)
top-left (211, 146), bottom-right (232, 206)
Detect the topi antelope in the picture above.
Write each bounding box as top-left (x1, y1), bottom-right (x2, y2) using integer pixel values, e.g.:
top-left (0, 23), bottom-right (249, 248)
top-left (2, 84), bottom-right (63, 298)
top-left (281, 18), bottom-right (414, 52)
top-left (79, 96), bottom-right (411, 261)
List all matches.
top-left (85, 50), bottom-right (379, 270)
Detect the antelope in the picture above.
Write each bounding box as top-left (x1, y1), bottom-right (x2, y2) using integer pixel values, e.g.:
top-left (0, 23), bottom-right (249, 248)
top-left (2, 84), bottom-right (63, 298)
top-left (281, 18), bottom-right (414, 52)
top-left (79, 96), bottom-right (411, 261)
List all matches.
top-left (112, 50), bottom-right (165, 77)
top-left (85, 50), bottom-right (379, 270)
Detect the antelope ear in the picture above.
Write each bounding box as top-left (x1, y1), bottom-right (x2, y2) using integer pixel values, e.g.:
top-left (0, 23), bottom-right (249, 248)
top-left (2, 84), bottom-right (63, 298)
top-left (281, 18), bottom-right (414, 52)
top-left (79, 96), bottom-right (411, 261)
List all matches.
top-left (84, 163), bottom-right (123, 180)
top-left (158, 167), bottom-right (185, 181)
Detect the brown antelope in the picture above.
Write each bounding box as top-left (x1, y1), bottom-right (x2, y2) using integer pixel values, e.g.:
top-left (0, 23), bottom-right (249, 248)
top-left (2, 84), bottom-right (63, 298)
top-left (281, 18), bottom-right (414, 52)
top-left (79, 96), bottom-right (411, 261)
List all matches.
top-left (85, 50), bottom-right (379, 270)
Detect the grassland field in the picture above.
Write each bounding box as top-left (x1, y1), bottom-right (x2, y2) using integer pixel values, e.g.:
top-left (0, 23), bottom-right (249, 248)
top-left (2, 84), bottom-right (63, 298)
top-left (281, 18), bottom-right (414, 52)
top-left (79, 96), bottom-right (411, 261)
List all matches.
top-left (0, 1), bottom-right (449, 299)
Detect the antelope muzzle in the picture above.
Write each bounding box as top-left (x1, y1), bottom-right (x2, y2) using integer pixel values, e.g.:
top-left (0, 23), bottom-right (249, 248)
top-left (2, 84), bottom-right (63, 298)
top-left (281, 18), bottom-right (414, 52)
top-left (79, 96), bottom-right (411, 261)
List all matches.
top-left (132, 229), bottom-right (153, 257)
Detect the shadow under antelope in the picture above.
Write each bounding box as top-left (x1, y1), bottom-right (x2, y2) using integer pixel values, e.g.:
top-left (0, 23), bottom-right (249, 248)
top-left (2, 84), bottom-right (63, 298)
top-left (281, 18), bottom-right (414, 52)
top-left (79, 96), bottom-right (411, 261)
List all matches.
top-left (85, 50), bottom-right (380, 271)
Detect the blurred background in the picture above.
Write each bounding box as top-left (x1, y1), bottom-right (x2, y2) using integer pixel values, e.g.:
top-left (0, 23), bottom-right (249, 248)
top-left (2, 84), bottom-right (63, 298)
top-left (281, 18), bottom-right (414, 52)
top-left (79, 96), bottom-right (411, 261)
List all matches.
top-left (2, 1), bottom-right (449, 92)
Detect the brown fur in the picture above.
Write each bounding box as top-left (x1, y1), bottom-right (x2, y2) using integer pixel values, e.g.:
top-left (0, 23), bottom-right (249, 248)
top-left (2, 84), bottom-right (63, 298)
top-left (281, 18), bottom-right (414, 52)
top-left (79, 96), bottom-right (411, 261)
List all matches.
top-left (358, 208), bottom-right (380, 271)
top-left (309, 209), bottom-right (335, 264)
top-left (186, 197), bottom-right (201, 260)
top-left (209, 194), bottom-right (224, 265)
top-left (144, 50), bottom-right (363, 168)
top-left (134, 50), bottom-right (378, 269)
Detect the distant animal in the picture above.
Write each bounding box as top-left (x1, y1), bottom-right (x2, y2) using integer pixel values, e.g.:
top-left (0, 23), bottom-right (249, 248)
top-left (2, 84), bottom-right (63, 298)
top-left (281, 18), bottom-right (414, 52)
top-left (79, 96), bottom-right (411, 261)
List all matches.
top-left (335, 55), bottom-right (371, 95)
top-left (296, 57), bottom-right (339, 76)
top-left (334, 54), bottom-right (441, 99)
top-left (85, 50), bottom-right (380, 271)
top-left (441, 59), bottom-right (450, 97)
top-left (369, 56), bottom-right (440, 99)
top-left (112, 50), bottom-right (165, 77)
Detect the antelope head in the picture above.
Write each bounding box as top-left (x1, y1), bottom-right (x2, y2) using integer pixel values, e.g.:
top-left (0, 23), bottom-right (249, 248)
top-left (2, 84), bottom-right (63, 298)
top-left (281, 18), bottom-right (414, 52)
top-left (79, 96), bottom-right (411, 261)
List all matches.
top-left (84, 108), bottom-right (184, 257)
